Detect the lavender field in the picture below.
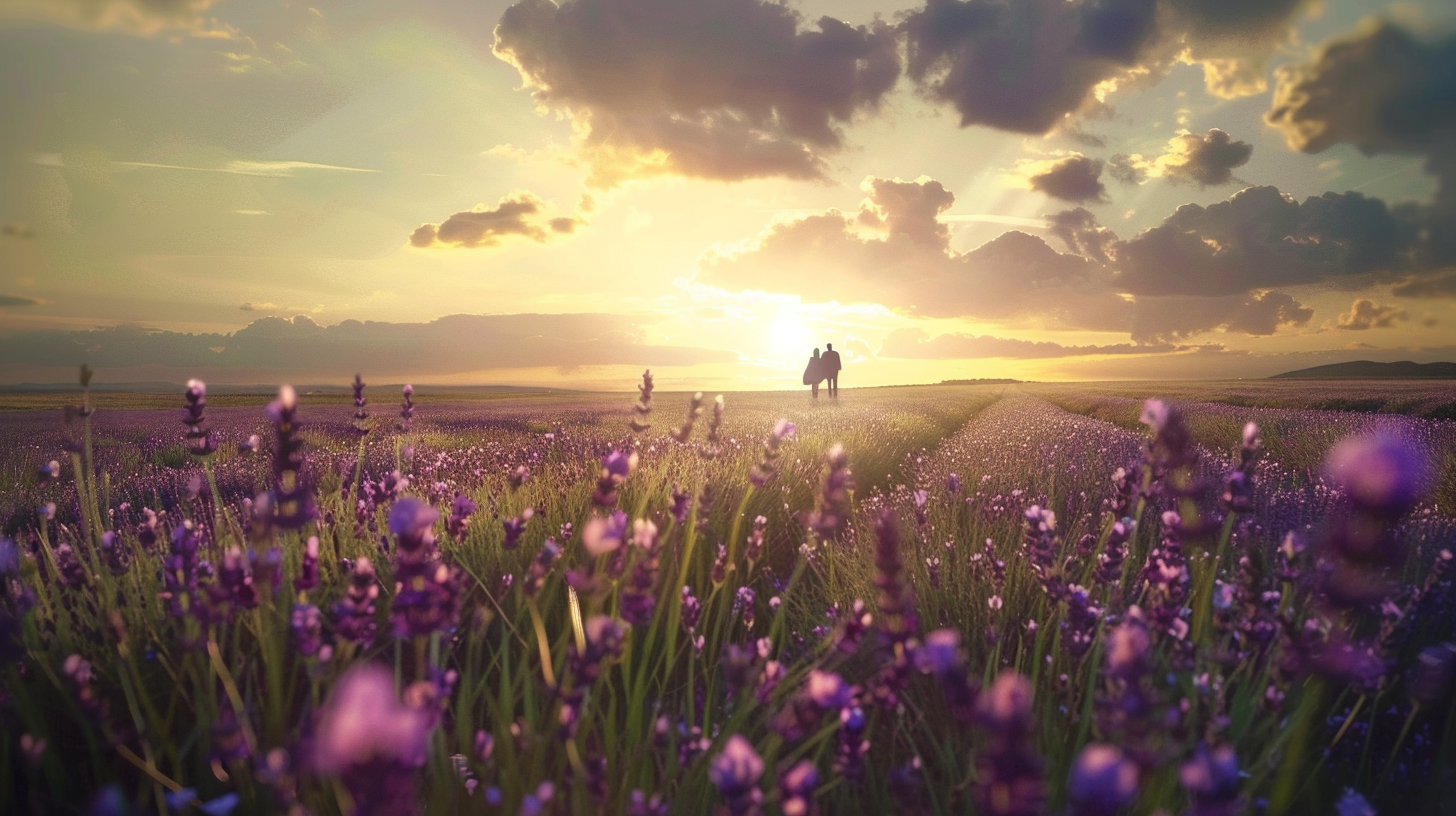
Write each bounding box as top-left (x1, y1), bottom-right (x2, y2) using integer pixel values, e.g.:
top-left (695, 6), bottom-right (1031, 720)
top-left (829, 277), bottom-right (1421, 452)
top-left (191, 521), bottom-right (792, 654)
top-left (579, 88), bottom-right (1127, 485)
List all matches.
top-left (3, 374), bottom-right (1455, 816)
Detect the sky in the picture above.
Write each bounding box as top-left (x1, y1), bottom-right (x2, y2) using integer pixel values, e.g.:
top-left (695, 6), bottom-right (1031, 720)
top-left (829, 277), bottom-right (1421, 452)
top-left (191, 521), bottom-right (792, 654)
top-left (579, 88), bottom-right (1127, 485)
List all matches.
top-left (1, 0), bottom-right (1454, 390)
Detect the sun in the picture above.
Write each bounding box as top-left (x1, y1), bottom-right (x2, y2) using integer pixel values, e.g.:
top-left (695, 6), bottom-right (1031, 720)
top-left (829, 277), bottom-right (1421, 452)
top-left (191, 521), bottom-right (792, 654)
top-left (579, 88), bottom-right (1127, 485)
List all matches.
top-left (767, 314), bottom-right (815, 361)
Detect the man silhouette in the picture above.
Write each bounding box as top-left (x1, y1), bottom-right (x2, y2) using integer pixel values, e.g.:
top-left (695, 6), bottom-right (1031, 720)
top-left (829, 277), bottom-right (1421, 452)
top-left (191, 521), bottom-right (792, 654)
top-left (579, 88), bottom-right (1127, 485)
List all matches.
top-left (822, 342), bottom-right (842, 397)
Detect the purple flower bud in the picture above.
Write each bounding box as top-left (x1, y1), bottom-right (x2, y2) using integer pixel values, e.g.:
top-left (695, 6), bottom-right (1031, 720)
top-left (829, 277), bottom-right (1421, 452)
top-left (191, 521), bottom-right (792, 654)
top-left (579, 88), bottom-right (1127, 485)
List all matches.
top-left (1069, 743), bottom-right (1138, 816)
top-left (778, 760), bottom-right (819, 816)
top-left (710, 735), bottom-right (764, 816)
top-left (1325, 432), bottom-right (1429, 518)
top-left (582, 511), bottom-right (628, 557)
top-left (976, 671), bottom-right (1034, 732)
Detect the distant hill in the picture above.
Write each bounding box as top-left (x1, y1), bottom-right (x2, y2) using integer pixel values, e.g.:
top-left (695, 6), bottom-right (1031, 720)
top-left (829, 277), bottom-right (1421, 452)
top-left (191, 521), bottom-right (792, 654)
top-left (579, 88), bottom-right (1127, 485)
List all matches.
top-left (939, 378), bottom-right (1022, 385)
top-left (1271, 361), bottom-right (1456, 380)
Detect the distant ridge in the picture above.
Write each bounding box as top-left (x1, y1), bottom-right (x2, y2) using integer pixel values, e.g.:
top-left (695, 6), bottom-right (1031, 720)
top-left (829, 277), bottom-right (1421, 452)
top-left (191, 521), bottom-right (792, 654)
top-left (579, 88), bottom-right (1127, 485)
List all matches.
top-left (1270, 361), bottom-right (1456, 380)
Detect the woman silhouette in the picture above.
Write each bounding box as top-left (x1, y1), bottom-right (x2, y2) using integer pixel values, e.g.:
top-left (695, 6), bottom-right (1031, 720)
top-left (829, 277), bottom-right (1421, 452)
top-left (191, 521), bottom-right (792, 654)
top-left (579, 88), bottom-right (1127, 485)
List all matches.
top-left (802, 347), bottom-right (826, 399)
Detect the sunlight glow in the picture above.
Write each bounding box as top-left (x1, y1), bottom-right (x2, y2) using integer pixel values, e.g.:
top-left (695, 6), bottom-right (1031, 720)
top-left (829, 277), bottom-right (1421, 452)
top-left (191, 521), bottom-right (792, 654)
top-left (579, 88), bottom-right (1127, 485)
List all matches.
top-left (767, 314), bottom-right (815, 362)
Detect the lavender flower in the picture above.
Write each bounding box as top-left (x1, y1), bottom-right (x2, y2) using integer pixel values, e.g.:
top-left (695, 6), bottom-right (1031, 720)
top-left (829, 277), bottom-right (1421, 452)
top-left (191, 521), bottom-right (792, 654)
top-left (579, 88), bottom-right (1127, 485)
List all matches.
top-left (710, 735), bottom-right (763, 816)
top-left (749, 419), bottom-right (795, 486)
top-left (502, 507), bottom-right (534, 550)
top-left (262, 385), bottom-right (316, 532)
top-left (352, 374), bottom-right (369, 435)
top-left (974, 672), bottom-right (1044, 816)
top-left (778, 760), bottom-right (820, 816)
top-left (629, 369), bottom-right (654, 433)
top-left (333, 557), bottom-right (380, 646)
top-left (312, 663), bottom-right (433, 816)
top-left (294, 535), bottom-right (320, 593)
top-left (1180, 743), bottom-right (1240, 816)
top-left (581, 511), bottom-right (628, 557)
top-left (1322, 432), bottom-right (1430, 606)
top-left (593, 449), bottom-right (637, 507)
top-left (523, 538), bottom-right (563, 597)
top-left (400, 383), bottom-right (414, 431)
top-left (803, 443), bottom-right (853, 541)
top-left (388, 499), bottom-right (461, 639)
top-left (620, 520), bottom-right (662, 625)
top-left (670, 392), bottom-right (705, 443)
top-left (744, 515), bottom-right (767, 564)
top-left (182, 379), bottom-right (218, 457)
top-left (292, 603), bottom-right (324, 658)
top-left (1068, 743), bottom-right (1138, 816)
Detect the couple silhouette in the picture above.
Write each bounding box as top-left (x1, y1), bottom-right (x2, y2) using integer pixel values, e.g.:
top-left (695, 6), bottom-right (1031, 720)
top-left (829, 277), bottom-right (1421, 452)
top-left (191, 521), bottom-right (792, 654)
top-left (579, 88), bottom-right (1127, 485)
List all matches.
top-left (802, 343), bottom-right (841, 399)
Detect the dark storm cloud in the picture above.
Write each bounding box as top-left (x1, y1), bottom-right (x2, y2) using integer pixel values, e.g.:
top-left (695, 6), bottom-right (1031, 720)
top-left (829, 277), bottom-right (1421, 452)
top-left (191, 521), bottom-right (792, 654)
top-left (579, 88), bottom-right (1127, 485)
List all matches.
top-left (1267, 21), bottom-right (1456, 265)
top-left (1157, 129), bottom-right (1254, 187)
top-left (1113, 186), bottom-right (1418, 297)
top-left (1336, 299), bottom-right (1409, 331)
top-left (410, 192), bottom-right (581, 249)
top-left (879, 328), bottom-right (1177, 359)
top-left (899, 0), bottom-right (1311, 135)
top-left (493, 0), bottom-right (899, 186)
top-left (1026, 156), bottom-right (1107, 203)
top-left (0, 314), bottom-right (734, 379)
top-left (0, 294), bottom-right (44, 308)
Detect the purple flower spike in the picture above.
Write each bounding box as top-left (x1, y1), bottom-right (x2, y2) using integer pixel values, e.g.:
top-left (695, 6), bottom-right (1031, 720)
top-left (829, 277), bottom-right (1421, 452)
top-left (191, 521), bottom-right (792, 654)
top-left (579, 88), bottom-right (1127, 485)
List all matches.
top-left (1068, 743), bottom-right (1138, 816)
top-left (1180, 743), bottom-right (1240, 816)
top-left (294, 535), bottom-right (320, 593)
top-left (593, 449), bottom-right (638, 506)
top-left (1325, 432), bottom-right (1428, 519)
top-left (400, 384), bottom-right (415, 431)
top-left (582, 511), bottom-right (628, 557)
top-left (710, 735), bottom-right (764, 816)
top-left (778, 759), bottom-right (820, 816)
top-left (351, 374), bottom-right (369, 434)
top-left (448, 494), bottom-right (478, 539)
top-left (312, 663), bottom-right (433, 816)
top-left (182, 379), bottom-right (218, 457)
top-left (977, 671), bottom-right (1034, 732)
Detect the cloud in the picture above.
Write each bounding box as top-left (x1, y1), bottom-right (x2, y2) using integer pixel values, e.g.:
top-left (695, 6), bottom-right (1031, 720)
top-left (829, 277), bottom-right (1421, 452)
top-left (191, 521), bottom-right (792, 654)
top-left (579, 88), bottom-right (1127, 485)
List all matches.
top-left (1046, 207), bottom-right (1116, 264)
top-left (701, 176), bottom-right (1339, 342)
top-left (1336, 299), bottom-right (1409, 331)
top-left (0, 295), bottom-right (44, 308)
top-left (112, 160), bottom-right (379, 177)
top-left (2, 223), bottom-right (36, 239)
top-left (899, 0), bottom-right (1313, 135)
top-left (239, 302), bottom-right (281, 312)
top-left (1267, 20), bottom-right (1456, 264)
top-left (0, 0), bottom-right (234, 37)
top-left (1020, 155), bottom-right (1107, 202)
top-left (0, 314), bottom-right (734, 380)
top-left (1394, 271), bottom-right (1456, 300)
top-left (493, 0), bottom-right (899, 186)
top-left (1151, 128), bottom-right (1253, 186)
top-left (410, 192), bottom-right (582, 249)
top-left (880, 327), bottom-right (1179, 359)
top-left (1112, 186), bottom-right (1419, 297)
top-left (701, 175), bottom-right (1126, 330)
top-left (1129, 291), bottom-right (1313, 342)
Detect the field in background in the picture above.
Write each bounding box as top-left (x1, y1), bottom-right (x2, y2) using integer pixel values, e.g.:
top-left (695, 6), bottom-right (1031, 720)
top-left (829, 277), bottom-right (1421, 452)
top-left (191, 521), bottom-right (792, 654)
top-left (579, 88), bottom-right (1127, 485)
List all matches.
top-left (2, 378), bottom-right (1454, 815)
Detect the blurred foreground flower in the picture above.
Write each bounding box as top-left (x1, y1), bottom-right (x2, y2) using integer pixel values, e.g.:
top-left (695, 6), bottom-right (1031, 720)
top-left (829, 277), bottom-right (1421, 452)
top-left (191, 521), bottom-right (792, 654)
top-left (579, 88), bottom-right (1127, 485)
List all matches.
top-left (312, 663), bottom-right (433, 816)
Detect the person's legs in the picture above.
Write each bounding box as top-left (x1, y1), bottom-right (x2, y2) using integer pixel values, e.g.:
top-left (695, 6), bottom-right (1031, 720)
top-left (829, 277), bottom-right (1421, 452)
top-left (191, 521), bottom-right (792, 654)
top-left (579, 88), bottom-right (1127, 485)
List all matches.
top-left (829, 375), bottom-right (838, 397)
top-left (812, 383), bottom-right (819, 399)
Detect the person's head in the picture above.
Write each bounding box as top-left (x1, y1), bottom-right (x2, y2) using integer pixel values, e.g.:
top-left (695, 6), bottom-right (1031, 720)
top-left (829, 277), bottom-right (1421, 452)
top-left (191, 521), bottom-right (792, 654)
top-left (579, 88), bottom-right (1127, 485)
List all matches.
top-left (827, 343), bottom-right (833, 350)
top-left (813, 347), bottom-right (820, 357)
